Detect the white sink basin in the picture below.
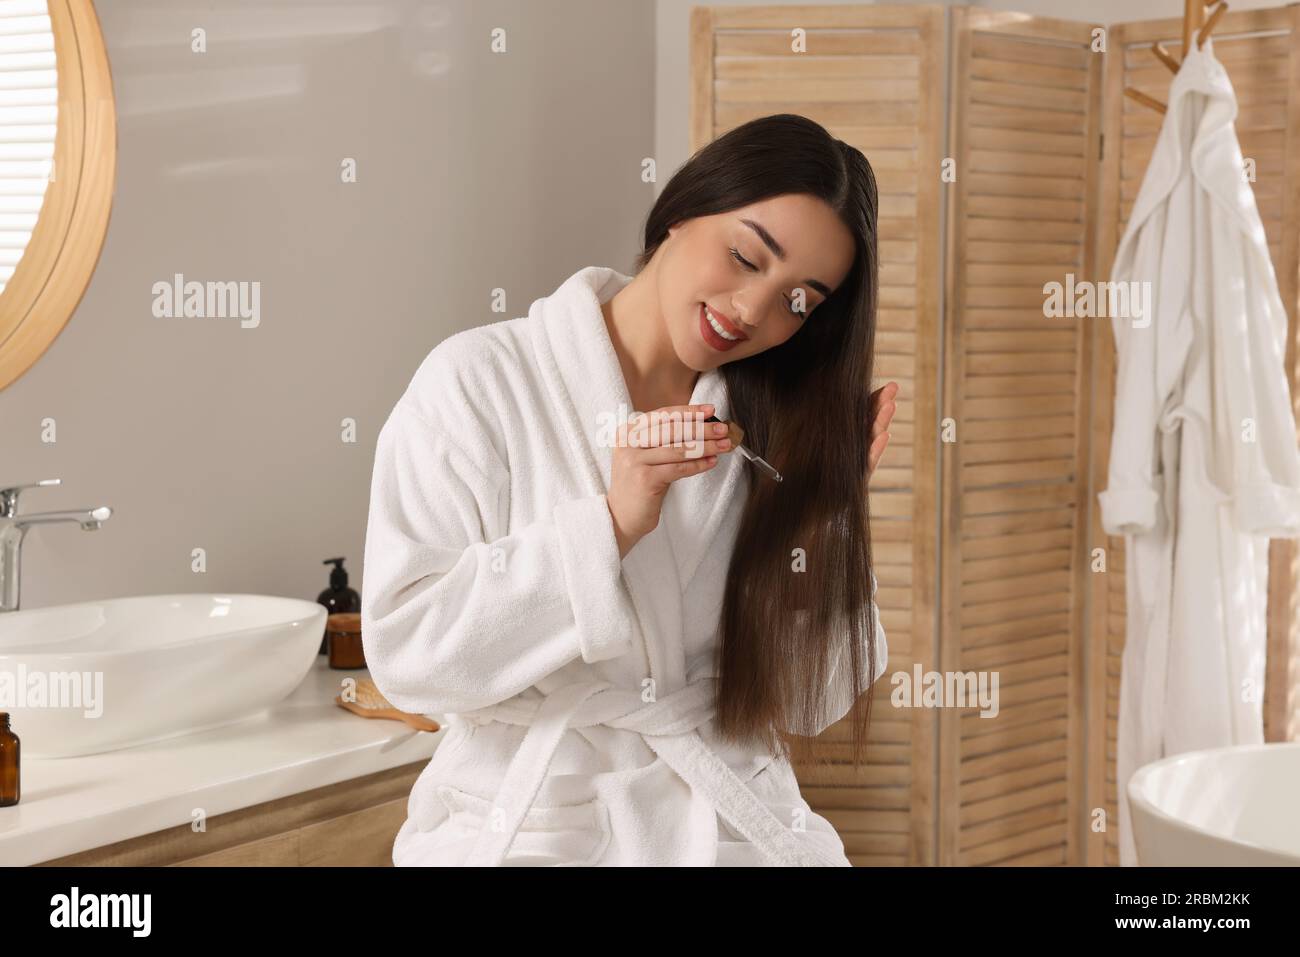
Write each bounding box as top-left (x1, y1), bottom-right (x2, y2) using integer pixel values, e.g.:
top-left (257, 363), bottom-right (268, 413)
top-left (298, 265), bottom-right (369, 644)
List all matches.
top-left (1128, 742), bottom-right (1300, 865)
top-left (0, 594), bottom-right (326, 757)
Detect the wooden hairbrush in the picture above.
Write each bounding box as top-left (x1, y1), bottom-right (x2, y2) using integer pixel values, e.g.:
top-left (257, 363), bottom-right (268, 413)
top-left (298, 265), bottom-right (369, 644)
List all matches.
top-left (335, 677), bottom-right (441, 732)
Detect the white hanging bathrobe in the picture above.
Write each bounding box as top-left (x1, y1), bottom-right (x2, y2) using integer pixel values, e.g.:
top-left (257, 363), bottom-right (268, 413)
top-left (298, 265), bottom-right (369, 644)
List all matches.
top-left (361, 264), bottom-right (887, 866)
top-left (1099, 42), bottom-right (1300, 866)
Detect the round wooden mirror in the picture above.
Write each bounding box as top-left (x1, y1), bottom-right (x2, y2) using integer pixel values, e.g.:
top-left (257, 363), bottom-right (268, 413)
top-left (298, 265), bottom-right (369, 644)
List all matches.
top-left (0, 0), bottom-right (115, 390)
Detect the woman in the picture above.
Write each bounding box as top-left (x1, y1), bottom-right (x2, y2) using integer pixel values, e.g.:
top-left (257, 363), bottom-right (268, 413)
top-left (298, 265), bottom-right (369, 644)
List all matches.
top-left (362, 113), bottom-right (899, 866)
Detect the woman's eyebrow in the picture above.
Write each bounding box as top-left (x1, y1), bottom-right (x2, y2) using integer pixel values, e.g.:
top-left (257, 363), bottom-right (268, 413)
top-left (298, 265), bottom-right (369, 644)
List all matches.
top-left (739, 218), bottom-right (832, 298)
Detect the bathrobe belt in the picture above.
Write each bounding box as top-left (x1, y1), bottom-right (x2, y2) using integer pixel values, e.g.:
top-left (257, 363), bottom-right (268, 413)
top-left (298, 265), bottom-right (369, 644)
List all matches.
top-left (459, 678), bottom-right (847, 867)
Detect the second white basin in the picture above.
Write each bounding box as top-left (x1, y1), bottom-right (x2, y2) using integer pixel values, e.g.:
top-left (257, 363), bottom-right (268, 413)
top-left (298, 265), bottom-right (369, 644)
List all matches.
top-left (0, 594), bottom-right (326, 757)
top-left (1128, 741), bottom-right (1300, 865)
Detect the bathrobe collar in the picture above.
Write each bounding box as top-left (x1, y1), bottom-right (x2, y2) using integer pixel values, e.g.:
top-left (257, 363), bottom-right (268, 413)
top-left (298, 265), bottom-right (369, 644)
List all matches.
top-left (527, 265), bottom-right (748, 688)
top-left (1124, 41), bottom-right (1263, 258)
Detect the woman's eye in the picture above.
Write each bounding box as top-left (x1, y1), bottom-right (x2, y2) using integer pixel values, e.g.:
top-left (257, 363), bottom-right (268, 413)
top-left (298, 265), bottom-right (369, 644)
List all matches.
top-left (729, 247), bottom-right (757, 271)
top-left (731, 246), bottom-right (805, 319)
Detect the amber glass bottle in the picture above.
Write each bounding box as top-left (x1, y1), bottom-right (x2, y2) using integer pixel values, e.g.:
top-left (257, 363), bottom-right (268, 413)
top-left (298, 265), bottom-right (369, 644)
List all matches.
top-left (0, 712), bottom-right (19, 807)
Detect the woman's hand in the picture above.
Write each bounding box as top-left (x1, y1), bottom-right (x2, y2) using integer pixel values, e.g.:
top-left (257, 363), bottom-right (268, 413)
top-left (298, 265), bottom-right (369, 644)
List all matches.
top-left (868, 381), bottom-right (899, 481)
top-left (606, 403), bottom-right (732, 559)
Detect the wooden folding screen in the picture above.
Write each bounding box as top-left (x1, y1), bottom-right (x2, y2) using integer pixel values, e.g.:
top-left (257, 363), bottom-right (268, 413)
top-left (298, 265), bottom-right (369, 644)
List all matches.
top-left (1090, 4), bottom-right (1300, 867)
top-left (691, 4), bottom-right (945, 866)
top-left (942, 9), bottom-right (1102, 866)
top-left (690, 2), bottom-right (1300, 867)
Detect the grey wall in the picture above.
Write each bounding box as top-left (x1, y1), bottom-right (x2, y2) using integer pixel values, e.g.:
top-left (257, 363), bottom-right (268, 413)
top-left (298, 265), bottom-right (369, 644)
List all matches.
top-left (0, 0), bottom-right (655, 609)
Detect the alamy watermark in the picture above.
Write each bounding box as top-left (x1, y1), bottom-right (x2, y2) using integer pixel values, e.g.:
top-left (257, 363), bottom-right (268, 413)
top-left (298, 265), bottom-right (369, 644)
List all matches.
top-left (0, 665), bottom-right (103, 718)
top-left (1044, 273), bottom-right (1153, 328)
top-left (152, 272), bottom-right (260, 328)
top-left (595, 405), bottom-right (711, 456)
top-left (50, 887), bottom-right (150, 937)
top-left (890, 664), bottom-right (999, 718)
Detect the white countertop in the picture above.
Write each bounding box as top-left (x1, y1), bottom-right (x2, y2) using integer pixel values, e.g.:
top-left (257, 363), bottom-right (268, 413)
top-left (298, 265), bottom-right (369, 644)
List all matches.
top-left (0, 656), bottom-right (443, 866)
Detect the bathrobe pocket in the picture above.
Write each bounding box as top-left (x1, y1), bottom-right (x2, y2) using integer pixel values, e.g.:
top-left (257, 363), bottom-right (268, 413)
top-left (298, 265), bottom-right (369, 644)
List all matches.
top-left (431, 785), bottom-right (613, 866)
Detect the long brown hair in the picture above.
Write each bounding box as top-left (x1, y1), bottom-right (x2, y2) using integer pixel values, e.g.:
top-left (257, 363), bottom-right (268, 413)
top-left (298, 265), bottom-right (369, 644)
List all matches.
top-left (633, 114), bottom-right (881, 768)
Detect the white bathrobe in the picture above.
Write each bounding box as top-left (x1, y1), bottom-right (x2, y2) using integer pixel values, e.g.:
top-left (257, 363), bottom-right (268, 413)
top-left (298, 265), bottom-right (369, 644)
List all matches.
top-left (1098, 43), bottom-right (1300, 867)
top-left (361, 264), bottom-right (887, 866)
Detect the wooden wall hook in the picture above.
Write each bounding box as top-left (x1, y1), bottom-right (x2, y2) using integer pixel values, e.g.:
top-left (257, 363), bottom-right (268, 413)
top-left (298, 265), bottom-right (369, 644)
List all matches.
top-left (1151, 42), bottom-right (1180, 74)
top-left (1123, 87), bottom-right (1167, 114)
top-left (1199, 2), bottom-right (1228, 49)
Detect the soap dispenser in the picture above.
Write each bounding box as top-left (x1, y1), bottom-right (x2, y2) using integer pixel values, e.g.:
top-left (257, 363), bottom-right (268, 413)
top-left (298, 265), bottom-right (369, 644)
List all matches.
top-left (317, 557), bottom-right (361, 654)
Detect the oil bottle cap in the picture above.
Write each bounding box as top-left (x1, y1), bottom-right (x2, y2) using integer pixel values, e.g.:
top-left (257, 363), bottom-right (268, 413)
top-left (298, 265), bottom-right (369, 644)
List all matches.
top-left (323, 557), bottom-right (349, 590)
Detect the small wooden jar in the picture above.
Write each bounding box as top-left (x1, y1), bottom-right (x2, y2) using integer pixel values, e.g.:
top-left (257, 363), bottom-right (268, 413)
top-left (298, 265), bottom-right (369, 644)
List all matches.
top-left (326, 612), bottom-right (366, 670)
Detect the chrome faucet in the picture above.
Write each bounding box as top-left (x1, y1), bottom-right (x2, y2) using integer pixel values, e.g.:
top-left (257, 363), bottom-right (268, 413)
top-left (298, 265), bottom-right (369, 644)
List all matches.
top-left (0, 479), bottom-right (112, 613)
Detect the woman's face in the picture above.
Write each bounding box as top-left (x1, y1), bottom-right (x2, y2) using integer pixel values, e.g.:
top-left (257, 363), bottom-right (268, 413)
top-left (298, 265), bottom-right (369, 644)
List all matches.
top-left (655, 193), bottom-right (857, 371)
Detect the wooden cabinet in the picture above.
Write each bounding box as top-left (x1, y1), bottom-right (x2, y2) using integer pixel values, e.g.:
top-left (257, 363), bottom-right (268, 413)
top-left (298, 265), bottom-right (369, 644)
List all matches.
top-left (35, 762), bottom-right (424, 867)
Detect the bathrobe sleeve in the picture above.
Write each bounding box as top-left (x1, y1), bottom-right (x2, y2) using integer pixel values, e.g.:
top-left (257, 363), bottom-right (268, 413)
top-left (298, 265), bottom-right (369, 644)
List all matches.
top-left (361, 398), bottom-right (635, 716)
top-left (1097, 222), bottom-right (1182, 537)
